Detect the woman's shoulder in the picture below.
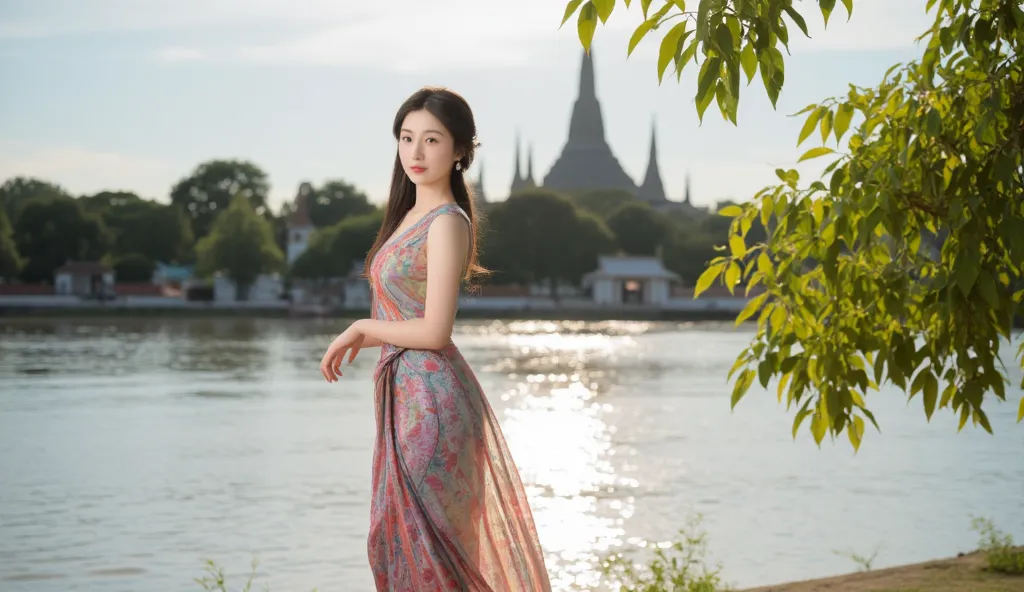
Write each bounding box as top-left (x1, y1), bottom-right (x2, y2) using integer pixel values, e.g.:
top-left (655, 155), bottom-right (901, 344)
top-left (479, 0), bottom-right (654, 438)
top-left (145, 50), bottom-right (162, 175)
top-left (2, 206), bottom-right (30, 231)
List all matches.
top-left (426, 203), bottom-right (471, 241)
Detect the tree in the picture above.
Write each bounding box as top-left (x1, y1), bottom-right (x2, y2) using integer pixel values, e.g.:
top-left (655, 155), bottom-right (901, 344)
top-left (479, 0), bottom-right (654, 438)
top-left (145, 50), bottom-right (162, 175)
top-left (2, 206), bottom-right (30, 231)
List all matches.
top-left (13, 197), bottom-right (112, 283)
top-left (113, 253), bottom-right (157, 283)
top-left (290, 209), bottom-right (385, 280)
top-left (484, 190), bottom-right (616, 296)
top-left (563, 0), bottom-right (1024, 447)
top-left (0, 207), bottom-right (23, 280)
top-left (0, 177), bottom-right (72, 223)
top-left (568, 188), bottom-right (635, 219)
top-left (310, 180), bottom-right (376, 228)
top-left (196, 194), bottom-right (284, 300)
top-left (82, 191), bottom-right (195, 264)
top-left (170, 160), bottom-right (271, 239)
top-left (606, 201), bottom-right (672, 256)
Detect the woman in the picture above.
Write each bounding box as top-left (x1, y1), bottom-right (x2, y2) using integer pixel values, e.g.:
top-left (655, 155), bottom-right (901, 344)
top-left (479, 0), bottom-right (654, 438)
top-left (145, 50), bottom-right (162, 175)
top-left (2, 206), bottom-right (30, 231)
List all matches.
top-left (319, 87), bottom-right (552, 591)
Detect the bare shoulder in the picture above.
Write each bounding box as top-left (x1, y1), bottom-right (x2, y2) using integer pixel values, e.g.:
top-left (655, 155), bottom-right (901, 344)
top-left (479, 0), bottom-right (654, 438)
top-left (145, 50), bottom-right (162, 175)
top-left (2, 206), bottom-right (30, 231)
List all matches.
top-left (426, 209), bottom-right (471, 244)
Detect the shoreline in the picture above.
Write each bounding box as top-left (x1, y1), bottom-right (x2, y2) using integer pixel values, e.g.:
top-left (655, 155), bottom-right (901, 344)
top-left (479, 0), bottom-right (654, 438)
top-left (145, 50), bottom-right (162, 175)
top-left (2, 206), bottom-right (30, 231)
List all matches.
top-left (738, 547), bottom-right (1024, 592)
top-left (0, 305), bottom-right (747, 323)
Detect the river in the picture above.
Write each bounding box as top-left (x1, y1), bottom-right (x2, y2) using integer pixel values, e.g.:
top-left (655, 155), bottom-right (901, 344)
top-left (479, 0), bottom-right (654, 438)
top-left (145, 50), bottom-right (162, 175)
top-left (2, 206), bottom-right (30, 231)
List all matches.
top-left (1, 317), bottom-right (1021, 591)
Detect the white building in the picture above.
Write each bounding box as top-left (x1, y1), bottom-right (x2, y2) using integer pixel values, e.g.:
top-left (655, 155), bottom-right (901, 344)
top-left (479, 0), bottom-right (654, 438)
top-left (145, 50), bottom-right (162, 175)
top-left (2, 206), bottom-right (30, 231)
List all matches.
top-left (54, 261), bottom-right (115, 298)
top-left (286, 182), bottom-right (315, 265)
top-left (582, 255), bottom-right (680, 305)
top-left (213, 273), bottom-right (284, 303)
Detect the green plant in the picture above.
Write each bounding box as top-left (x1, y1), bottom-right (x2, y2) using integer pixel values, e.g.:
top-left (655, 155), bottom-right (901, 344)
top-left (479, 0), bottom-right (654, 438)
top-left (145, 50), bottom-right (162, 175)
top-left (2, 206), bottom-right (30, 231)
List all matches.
top-left (599, 516), bottom-right (730, 591)
top-left (971, 516), bottom-right (1024, 575)
top-left (833, 542), bottom-right (883, 572)
top-left (194, 558), bottom-right (319, 592)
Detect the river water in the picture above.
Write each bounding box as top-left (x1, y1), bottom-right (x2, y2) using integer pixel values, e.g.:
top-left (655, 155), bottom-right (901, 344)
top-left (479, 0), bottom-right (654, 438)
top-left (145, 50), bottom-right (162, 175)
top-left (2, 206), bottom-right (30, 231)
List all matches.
top-left (1, 317), bottom-right (1022, 591)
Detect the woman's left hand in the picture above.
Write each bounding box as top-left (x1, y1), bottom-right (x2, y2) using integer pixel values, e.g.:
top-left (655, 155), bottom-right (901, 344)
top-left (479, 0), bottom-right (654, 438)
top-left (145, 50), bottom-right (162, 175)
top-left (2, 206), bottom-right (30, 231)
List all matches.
top-left (320, 322), bottom-right (365, 382)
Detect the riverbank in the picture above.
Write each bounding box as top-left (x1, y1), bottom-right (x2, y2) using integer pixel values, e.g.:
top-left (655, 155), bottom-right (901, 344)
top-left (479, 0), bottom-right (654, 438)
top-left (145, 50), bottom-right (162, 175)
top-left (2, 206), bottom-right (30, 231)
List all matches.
top-left (0, 305), bottom-right (746, 322)
top-left (740, 547), bottom-right (1024, 592)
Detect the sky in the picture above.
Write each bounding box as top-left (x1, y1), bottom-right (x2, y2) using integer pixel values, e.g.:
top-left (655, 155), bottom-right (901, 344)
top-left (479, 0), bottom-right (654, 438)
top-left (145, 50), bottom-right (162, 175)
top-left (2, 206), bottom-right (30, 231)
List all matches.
top-left (0, 0), bottom-right (934, 211)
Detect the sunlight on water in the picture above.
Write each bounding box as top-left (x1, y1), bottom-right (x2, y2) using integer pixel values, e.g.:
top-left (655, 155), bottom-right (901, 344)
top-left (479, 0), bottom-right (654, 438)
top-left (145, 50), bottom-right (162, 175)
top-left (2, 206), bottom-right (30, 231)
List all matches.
top-left (490, 328), bottom-right (638, 590)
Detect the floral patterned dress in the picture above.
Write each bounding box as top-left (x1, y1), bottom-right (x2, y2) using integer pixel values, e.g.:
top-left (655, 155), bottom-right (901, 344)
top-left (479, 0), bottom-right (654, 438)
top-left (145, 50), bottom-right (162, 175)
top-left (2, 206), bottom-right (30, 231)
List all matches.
top-left (366, 202), bottom-right (551, 591)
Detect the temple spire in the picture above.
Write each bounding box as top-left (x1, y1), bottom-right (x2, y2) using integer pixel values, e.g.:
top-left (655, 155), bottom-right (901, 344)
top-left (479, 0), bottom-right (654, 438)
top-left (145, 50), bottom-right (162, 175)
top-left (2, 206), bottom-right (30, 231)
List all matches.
top-left (636, 118), bottom-right (667, 203)
top-left (566, 47), bottom-right (607, 148)
top-left (684, 172), bottom-right (692, 204)
top-left (579, 46), bottom-right (596, 101)
top-left (526, 144), bottom-right (535, 186)
top-left (542, 46), bottom-right (635, 193)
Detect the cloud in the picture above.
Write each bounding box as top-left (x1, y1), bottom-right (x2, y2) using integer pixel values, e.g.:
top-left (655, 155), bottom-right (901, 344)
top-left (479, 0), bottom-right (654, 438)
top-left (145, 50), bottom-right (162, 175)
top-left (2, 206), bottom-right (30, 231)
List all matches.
top-left (0, 0), bottom-right (376, 39)
top-left (235, 1), bottom-right (613, 71)
top-left (0, 141), bottom-right (179, 199)
top-left (152, 46), bottom-right (206, 62)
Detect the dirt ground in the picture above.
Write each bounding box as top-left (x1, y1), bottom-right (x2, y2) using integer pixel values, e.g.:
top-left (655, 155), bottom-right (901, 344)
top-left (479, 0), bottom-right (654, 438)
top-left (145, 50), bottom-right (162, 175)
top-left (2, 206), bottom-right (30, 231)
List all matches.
top-left (739, 548), bottom-right (1024, 592)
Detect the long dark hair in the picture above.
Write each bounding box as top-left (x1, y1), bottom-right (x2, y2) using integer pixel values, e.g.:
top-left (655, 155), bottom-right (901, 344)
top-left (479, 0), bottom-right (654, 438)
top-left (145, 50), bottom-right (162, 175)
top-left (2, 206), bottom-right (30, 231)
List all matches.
top-left (364, 86), bottom-right (487, 282)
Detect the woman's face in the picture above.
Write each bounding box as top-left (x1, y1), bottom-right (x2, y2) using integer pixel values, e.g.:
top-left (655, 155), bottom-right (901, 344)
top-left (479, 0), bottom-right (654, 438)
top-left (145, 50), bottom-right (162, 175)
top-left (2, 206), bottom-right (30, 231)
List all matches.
top-left (398, 109), bottom-right (460, 189)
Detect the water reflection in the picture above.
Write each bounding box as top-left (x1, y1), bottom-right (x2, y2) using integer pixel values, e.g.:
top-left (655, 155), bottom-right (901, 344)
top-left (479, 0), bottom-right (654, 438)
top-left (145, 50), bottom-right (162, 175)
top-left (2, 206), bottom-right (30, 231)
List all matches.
top-left (482, 327), bottom-right (638, 590)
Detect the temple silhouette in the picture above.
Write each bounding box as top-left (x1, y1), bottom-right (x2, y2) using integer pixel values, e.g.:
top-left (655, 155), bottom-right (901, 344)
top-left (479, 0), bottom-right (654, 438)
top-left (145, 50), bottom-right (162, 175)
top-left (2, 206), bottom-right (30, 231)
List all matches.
top-left (501, 48), bottom-right (697, 212)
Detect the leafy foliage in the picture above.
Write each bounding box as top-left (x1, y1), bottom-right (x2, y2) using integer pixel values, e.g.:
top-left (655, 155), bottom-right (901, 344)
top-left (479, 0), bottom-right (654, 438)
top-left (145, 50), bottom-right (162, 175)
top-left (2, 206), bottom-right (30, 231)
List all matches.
top-left (13, 196), bottom-right (112, 283)
top-left (482, 190), bottom-right (617, 293)
top-left (0, 207), bottom-right (23, 280)
top-left (171, 159), bottom-right (271, 239)
top-left (196, 194), bottom-right (284, 300)
top-left (600, 515), bottom-right (729, 592)
top-left (606, 201), bottom-right (673, 256)
top-left (290, 209), bottom-right (384, 280)
top-left (563, 0), bottom-right (1024, 448)
top-left (971, 516), bottom-right (1024, 575)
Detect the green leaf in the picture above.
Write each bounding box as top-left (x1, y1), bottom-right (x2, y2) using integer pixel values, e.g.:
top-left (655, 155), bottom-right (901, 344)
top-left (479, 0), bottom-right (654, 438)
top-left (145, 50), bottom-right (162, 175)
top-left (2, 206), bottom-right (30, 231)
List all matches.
top-left (793, 406), bottom-right (812, 439)
top-left (798, 107), bottom-right (824, 146)
top-left (694, 262), bottom-right (723, 298)
top-left (560, 0), bottom-right (585, 27)
top-left (833, 104), bottom-right (854, 143)
top-left (840, 0), bottom-right (853, 19)
top-left (725, 261), bottom-right (741, 293)
top-left (847, 415), bottom-right (864, 451)
top-left (757, 252), bottom-right (772, 275)
top-left (976, 270), bottom-right (1000, 309)
top-left (715, 22), bottom-right (734, 52)
top-left (1018, 397), bottom-right (1024, 423)
top-left (736, 291), bottom-right (769, 326)
top-left (731, 369), bottom-right (755, 409)
top-left (783, 6), bottom-right (810, 37)
top-left (696, 55), bottom-right (722, 108)
top-left (810, 411), bottom-right (827, 445)
top-left (953, 246), bottom-right (981, 297)
top-left (976, 408), bottom-right (993, 435)
top-left (592, 0), bottom-right (614, 23)
top-left (657, 21), bottom-right (689, 83)
top-left (757, 358), bottom-right (774, 388)
top-left (819, 0), bottom-right (836, 27)
top-left (729, 233), bottom-right (746, 258)
top-left (740, 41), bottom-right (757, 83)
top-left (628, 18), bottom-right (656, 56)
top-left (923, 372), bottom-right (938, 420)
top-left (798, 146), bottom-right (835, 162)
top-left (718, 205), bottom-right (743, 217)
top-left (577, 2), bottom-right (598, 51)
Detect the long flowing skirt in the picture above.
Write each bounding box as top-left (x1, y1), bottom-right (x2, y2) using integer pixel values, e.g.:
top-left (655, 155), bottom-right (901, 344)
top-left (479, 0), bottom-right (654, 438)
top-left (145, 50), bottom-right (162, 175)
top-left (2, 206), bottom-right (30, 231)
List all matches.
top-left (368, 344), bottom-right (552, 591)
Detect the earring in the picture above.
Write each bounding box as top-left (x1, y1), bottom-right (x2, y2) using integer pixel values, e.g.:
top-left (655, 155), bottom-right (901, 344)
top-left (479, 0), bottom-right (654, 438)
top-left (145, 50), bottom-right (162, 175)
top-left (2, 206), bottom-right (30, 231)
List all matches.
top-left (455, 162), bottom-right (462, 171)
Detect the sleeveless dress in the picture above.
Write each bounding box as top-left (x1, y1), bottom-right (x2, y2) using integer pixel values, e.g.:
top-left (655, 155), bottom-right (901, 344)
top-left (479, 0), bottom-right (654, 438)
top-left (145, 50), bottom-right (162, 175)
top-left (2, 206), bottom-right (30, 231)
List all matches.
top-left (366, 202), bottom-right (552, 591)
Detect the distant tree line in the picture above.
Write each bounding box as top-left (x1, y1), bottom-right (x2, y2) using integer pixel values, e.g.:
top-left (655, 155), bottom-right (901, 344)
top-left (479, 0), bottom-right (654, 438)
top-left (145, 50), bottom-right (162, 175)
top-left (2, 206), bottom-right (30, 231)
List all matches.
top-left (0, 158), bottom-right (758, 299)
